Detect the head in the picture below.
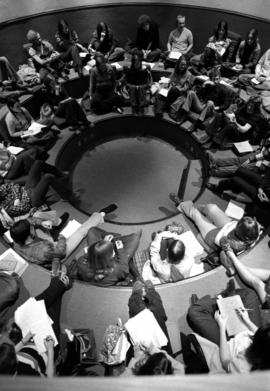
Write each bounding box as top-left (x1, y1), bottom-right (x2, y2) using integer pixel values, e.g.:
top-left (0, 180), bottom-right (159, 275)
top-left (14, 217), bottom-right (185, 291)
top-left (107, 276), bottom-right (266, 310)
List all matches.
top-left (176, 15), bottom-right (186, 32)
top-left (175, 55), bottom-right (188, 74)
top-left (95, 52), bottom-right (107, 73)
top-left (88, 239), bottom-right (114, 273)
top-left (134, 352), bottom-right (173, 375)
top-left (209, 66), bottom-right (221, 84)
top-left (6, 97), bottom-right (23, 115)
top-left (137, 14), bottom-right (151, 31)
top-left (43, 72), bottom-right (57, 91)
top-left (10, 220), bottom-right (31, 246)
top-left (167, 240), bottom-right (185, 265)
top-left (58, 19), bottom-right (70, 35)
top-left (26, 29), bottom-right (41, 45)
top-left (96, 21), bottom-right (108, 39)
top-left (214, 20), bottom-right (228, 40)
top-left (131, 53), bottom-right (142, 70)
top-left (246, 326), bottom-right (270, 371)
top-left (0, 343), bottom-right (17, 375)
top-left (246, 28), bottom-right (258, 47)
top-left (234, 216), bottom-right (259, 244)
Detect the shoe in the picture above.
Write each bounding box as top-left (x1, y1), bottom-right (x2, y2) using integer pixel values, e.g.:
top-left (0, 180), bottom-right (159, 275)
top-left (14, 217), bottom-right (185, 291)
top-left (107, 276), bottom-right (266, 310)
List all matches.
top-left (190, 294), bottom-right (199, 305)
top-left (51, 212), bottom-right (70, 241)
top-left (221, 278), bottom-right (236, 297)
top-left (99, 203), bottom-right (118, 215)
top-left (59, 274), bottom-right (72, 289)
top-left (178, 201), bottom-right (195, 219)
top-left (169, 192), bottom-right (181, 207)
top-left (144, 280), bottom-right (154, 292)
top-left (51, 260), bottom-right (61, 277)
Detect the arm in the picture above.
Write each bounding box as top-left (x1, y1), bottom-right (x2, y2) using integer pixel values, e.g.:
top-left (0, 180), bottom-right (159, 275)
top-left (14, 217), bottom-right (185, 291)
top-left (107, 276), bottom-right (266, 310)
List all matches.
top-left (184, 32), bottom-right (194, 54)
top-left (54, 235), bottom-right (67, 258)
top-left (214, 311), bottom-right (232, 372)
top-left (150, 232), bottom-right (176, 281)
top-left (15, 331), bottom-right (33, 352)
top-left (5, 114), bottom-right (25, 138)
top-left (167, 32), bottom-right (173, 52)
top-left (44, 337), bottom-right (55, 378)
top-left (232, 116), bottom-right (252, 134)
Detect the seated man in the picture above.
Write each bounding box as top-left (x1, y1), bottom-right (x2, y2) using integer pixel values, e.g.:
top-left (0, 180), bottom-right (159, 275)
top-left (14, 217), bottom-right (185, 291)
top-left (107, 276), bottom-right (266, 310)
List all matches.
top-left (10, 212), bottom-right (104, 267)
top-left (239, 48), bottom-right (270, 91)
top-left (131, 14), bottom-right (162, 62)
top-left (167, 15), bottom-right (193, 59)
top-left (169, 195), bottom-right (259, 253)
top-left (149, 230), bottom-right (205, 283)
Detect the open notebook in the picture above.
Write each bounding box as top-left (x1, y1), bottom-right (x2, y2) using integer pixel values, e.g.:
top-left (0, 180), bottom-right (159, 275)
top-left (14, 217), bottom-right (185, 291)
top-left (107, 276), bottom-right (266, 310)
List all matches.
top-left (0, 248), bottom-right (28, 276)
top-left (217, 295), bottom-right (249, 336)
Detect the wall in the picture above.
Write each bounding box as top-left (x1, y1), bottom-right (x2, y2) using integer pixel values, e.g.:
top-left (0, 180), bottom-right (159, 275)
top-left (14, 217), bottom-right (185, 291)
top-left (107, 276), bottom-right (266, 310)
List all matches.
top-left (0, 2), bottom-right (269, 68)
top-left (0, 0), bottom-right (270, 23)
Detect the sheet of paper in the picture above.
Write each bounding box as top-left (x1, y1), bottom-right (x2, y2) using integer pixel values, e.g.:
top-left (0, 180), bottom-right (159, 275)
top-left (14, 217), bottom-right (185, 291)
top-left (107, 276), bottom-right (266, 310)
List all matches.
top-left (111, 62), bottom-right (123, 71)
top-left (177, 230), bottom-right (204, 258)
top-left (142, 61), bottom-right (155, 69)
top-left (79, 52), bottom-right (88, 58)
top-left (0, 248), bottom-right (28, 276)
top-left (217, 295), bottom-right (249, 336)
top-left (4, 230), bottom-right (13, 244)
top-left (7, 146), bottom-right (24, 155)
top-left (158, 88), bottom-right (169, 97)
top-left (21, 122), bottom-right (46, 138)
top-left (159, 77), bottom-right (170, 84)
top-left (233, 140), bottom-right (253, 154)
top-left (168, 51), bottom-right (181, 60)
top-left (60, 219), bottom-right (81, 239)
top-left (225, 200), bottom-right (245, 220)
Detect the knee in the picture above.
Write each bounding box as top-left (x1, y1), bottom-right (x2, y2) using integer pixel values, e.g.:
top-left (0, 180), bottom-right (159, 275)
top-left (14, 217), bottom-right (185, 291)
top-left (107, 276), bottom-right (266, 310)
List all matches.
top-left (188, 90), bottom-right (196, 98)
top-left (205, 203), bottom-right (218, 215)
top-left (0, 56), bottom-right (8, 64)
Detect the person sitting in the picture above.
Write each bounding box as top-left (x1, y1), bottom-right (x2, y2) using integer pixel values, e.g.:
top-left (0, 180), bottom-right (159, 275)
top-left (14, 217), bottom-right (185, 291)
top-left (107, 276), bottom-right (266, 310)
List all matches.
top-left (40, 73), bottom-right (92, 131)
top-left (88, 21), bottom-right (125, 63)
top-left (191, 20), bottom-right (230, 71)
top-left (187, 282), bottom-right (270, 373)
top-left (55, 19), bottom-right (88, 77)
top-left (207, 166), bottom-right (270, 204)
top-left (0, 160), bottom-right (75, 218)
top-left (130, 14), bottom-right (161, 62)
top-left (10, 211), bottom-right (104, 267)
top-left (0, 270), bottom-right (71, 377)
top-left (89, 52), bottom-right (123, 114)
top-left (239, 48), bottom-right (270, 91)
top-left (25, 30), bottom-right (65, 78)
top-left (169, 195), bottom-right (259, 253)
top-left (76, 225), bottom-right (141, 286)
top-left (222, 29), bottom-right (261, 78)
top-left (5, 97), bottom-right (56, 148)
top-left (149, 230), bottom-right (205, 283)
top-left (206, 134), bottom-right (270, 177)
top-left (166, 15), bottom-right (193, 60)
top-left (154, 55), bottom-right (194, 119)
top-left (120, 53), bottom-right (152, 115)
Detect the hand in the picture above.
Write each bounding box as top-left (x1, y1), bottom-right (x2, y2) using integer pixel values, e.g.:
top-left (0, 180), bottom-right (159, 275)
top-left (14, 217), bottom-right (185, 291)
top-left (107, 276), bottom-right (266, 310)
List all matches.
top-left (41, 220), bottom-right (53, 229)
top-left (161, 230), bottom-right (178, 239)
top-left (257, 188), bottom-right (270, 202)
top-left (22, 330), bottom-right (34, 344)
top-left (14, 199), bottom-right (20, 207)
top-left (104, 234), bottom-right (114, 242)
top-left (133, 343), bottom-right (146, 360)
top-left (235, 307), bottom-right (251, 324)
top-left (44, 335), bottom-right (55, 351)
top-left (214, 310), bottom-right (228, 329)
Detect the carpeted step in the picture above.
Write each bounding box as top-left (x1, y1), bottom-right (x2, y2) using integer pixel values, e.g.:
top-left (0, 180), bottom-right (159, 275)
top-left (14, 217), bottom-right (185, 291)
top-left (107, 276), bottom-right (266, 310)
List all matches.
top-left (180, 160), bottom-right (203, 202)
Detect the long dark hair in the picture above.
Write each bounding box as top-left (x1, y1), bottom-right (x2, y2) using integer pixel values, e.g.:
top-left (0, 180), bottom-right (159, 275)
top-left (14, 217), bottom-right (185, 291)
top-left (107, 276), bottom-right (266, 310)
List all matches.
top-left (174, 55), bottom-right (188, 76)
top-left (96, 21), bottom-right (109, 40)
top-left (58, 19), bottom-right (71, 39)
top-left (246, 326), bottom-right (270, 371)
top-left (213, 20), bottom-right (228, 41)
top-left (134, 352), bottom-right (173, 375)
top-left (244, 28), bottom-right (258, 51)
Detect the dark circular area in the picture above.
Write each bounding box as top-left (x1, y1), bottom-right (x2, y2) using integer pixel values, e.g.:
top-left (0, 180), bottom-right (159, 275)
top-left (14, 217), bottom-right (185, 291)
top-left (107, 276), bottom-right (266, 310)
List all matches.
top-left (56, 115), bottom-right (209, 224)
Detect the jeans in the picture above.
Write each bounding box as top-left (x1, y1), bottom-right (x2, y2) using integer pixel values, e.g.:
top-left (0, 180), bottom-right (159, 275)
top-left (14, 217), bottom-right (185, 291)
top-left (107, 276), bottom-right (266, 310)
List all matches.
top-left (55, 98), bottom-right (89, 126)
top-left (187, 288), bottom-right (262, 345)
top-left (182, 90), bottom-right (214, 121)
top-left (6, 148), bottom-right (38, 180)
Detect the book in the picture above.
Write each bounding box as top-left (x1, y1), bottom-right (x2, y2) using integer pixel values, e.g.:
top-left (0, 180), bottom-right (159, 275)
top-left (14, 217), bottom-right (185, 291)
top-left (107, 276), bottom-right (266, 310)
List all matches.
top-left (7, 146), bottom-right (24, 155)
top-left (217, 295), bottom-right (249, 336)
top-left (0, 248), bottom-right (28, 276)
top-left (233, 140), bottom-right (253, 155)
top-left (177, 230), bottom-right (204, 258)
top-left (225, 200), bottom-right (245, 220)
top-left (251, 77), bottom-right (261, 85)
top-left (168, 51), bottom-right (181, 60)
top-left (158, 88), bottom-right (169, 97)
top-left (60, 219), bottom-right (81, 239)
top-left (21, 122), bottom-right (46, 138)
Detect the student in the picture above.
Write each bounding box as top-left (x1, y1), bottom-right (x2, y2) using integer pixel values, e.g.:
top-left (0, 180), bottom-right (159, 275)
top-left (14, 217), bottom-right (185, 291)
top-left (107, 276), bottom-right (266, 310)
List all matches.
top-left (167, 15), bottom-right (193, 57)
top-left (132, 14), bottom-right (161, 62)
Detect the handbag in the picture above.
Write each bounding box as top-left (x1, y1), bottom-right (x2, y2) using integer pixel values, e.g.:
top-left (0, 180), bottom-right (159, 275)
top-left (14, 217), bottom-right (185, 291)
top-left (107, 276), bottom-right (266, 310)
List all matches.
top-left (72, 329), bottom-right (97, 366)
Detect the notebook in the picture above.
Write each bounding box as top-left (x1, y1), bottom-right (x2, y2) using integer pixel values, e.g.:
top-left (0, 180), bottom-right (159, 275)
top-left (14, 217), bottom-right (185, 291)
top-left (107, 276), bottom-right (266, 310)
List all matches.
top-left (225, 200), bottom-right (245, 220)
top-left (217, 295), bottom-right (249, 336)
top-left (0, 248), bottom-right (28, 276)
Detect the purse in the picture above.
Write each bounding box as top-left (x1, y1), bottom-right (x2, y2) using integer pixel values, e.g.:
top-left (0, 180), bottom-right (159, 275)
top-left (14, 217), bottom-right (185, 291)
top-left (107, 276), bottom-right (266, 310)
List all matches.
top-left (72, 329), bottom-right (97, 366)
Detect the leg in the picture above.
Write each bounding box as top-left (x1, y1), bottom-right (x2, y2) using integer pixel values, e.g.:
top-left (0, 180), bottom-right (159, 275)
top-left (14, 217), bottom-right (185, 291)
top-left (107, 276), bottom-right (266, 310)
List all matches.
top-left (108, 47), bottom-right (125, 62)
top-left (6, 153), bottom-right (34, 179)
top-left (179, 202), bottom-right (217, 239)
top-left (216, 176), bottom-right (258, 200)
top-left (146, 49), bottom-right (161, 62)
top-left (187, 295), bottom-right (220, 345)
top-left (182, 90), bottom-right (205, 114)
top-left (198, 204), bottom-right (232, 228)
top-left (238, 74), bottom-right (255, 87)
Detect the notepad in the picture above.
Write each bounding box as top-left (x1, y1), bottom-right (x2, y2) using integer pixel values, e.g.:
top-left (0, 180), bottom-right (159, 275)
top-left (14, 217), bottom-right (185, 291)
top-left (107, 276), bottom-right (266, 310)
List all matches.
top-left (0, 248), bottom-right (28, 276)
top-left (225, 200), bottom-right (245, 220)
top-left (7, 146), bottom-right (24, 155)
top-left (251, 77), bottom-right (261, 85)
top-left (233, 140), bottom-right (253, 155)
top-left (158, 88), bottom-right (169, 97)
top-left (168, 51), bottom-right (182, 60)
top-left (60, 219), bottom-right (81, 239)
top-left (217, 295), bottom-right (249, 336)
top-left (79, 52), bottom-right (88, 58)
top-left (21, 122), bottom-right (46, 138)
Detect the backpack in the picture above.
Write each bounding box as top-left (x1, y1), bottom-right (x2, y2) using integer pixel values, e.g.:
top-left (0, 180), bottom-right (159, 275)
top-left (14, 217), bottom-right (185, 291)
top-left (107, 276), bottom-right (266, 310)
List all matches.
top-left (99, 320), bottom-right (128, 366)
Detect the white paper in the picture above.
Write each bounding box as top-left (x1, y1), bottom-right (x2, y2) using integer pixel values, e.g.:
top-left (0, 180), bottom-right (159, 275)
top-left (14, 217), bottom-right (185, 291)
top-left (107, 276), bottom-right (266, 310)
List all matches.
top-left (7, 146), bottom-right (24, 155)
top-left (79, 52), bottom-right (88, 58)
top-left (196, 75), bottom-right (209, 81)
top-left (251, 77), bottom-right (261, 85)
top-left (217, 295), bottom-right (249, 336)
top-left (225, 200), bottom-right (245, 220)
top-left (111, 62), bottom-right (123, 71)
top-left (158, 88), bottom-right (169, 97)
top-left (0, 248), bottom-right (28, 276)
top-left (125, 309), bottom-right (168, 348)
top-left (159, 77), bottom-right (170, 84)
top-left (21, 122), bottom-right (46, 138)
top-left (4, 230), bottom-right (13, 244)
top-left (177, 230), bottom-right (204, 258)
top-left (60, 219), bottom-right (81, 239)
top-left (168, 51), bottom-right (181, 60)
top-left (234, 140), bottom-right (253, 154)
top-left (142, 61), bottom-right (155, 69)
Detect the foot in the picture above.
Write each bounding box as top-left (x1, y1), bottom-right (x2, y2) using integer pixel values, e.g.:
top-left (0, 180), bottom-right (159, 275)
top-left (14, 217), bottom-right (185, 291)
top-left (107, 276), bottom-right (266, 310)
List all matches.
top-left (51, 212), bottom-right (70, 241)
top-left (144, 280), bottom-right (154, 292)
top-left (99, 203), bottom-right (118, 215)
top-left (178, 200), bottom-right (196, 219)
top-left (132, 280), bottom-right (144, 293)
top-left (169, 192), bottom-right (181, 207)
top-left (190, 294), bottom-right (199, 305)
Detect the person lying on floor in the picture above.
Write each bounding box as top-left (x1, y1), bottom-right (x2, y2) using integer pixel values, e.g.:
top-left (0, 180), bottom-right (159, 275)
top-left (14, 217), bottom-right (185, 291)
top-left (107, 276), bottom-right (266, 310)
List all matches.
top-left (121, 280), bottom-right (184, 375)
top-left (207, 165), bottom-right (270, 204)
top-left (10, 212), bottom-right (104, 268)
top-left (76, 224), bottom-right (141, 286)
top-left (149, 230), bottom-right (206, 283)
top-left (169, 194), bottom-right (259, 253)
top-left (0, 267), bottom-right (71, 377)
top-left (0, 160), bottom-right (75, 218)
top-left (40, 73), bottom-right (92, 132)
top-left (206, 134), bottom-right (270, 177)
top-left (187, 280), bottom-right (270, 373)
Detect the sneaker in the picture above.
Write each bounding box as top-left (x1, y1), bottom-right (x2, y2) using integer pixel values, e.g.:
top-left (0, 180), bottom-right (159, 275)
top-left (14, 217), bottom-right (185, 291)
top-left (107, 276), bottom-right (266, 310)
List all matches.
top-left (51, 260), bottom-right (61, 277)
top-left (178, 201), bottom-right (195, 219)
top-left (169, 192), bottom-right (181, 207)
top-left (51, 212), bottom-right (70, 241)
top-left (99, 203), bottom-right (118, 215)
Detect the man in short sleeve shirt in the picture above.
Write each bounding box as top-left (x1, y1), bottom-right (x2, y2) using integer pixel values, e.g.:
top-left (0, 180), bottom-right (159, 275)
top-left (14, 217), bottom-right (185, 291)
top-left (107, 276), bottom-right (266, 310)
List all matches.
top-left (167, 15), bottom-right (193, 56)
